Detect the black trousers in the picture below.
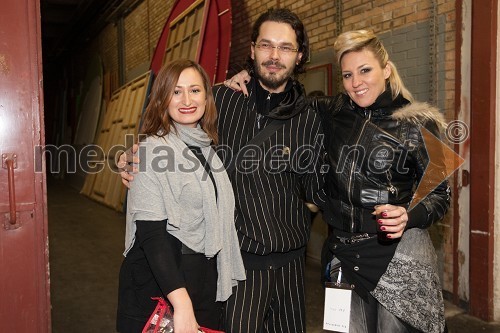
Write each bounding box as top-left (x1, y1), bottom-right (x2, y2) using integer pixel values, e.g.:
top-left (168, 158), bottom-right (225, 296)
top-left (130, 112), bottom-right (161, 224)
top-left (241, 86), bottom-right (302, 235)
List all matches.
top-left (224, 255), bottom-right (306, 333)
top-left (117, 252), bottom-right (222, 332)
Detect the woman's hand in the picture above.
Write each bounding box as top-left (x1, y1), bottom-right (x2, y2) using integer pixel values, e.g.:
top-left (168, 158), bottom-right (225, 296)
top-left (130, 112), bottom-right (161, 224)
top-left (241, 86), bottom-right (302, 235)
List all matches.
top-left (224, 70), bottom-right (251, 97)
top-left (172, 307), bottom-right (199, 333)
top-left (116, 144), bottom-right (140, 188)
top-left (168, 288), bottom-right (200, 333)
top-left (372, 204), bottom-right (409, 239)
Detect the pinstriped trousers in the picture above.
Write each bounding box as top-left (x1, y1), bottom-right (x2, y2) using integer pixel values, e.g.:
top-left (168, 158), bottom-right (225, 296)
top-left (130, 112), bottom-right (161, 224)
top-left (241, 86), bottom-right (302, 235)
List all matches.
top-left (224, 255), bottom-right (306, 333)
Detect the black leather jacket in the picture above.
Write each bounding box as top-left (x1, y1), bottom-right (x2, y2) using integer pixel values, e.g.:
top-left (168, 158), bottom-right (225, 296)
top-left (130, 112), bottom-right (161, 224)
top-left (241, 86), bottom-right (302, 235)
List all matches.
top-left (312, 90), bottom-right (450, 234)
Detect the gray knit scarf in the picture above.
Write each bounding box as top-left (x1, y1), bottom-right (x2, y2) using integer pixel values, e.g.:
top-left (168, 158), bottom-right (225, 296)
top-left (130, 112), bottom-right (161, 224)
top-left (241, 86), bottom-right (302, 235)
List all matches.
top-left (167, 124), bottom-right (245, 301)
top-left (174, 123), bottom-right (212, 148)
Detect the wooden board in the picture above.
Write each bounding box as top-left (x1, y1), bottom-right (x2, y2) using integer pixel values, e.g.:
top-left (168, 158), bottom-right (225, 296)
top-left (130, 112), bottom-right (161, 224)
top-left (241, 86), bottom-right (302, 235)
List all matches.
top-left (104, 74), bottom-right (152, 210)
top-left (150, 0), bottom-right (232, 84)
top-left (74, 56), bottom-right (103, 145)
top-left (81, 71), bottom-right (152, 212)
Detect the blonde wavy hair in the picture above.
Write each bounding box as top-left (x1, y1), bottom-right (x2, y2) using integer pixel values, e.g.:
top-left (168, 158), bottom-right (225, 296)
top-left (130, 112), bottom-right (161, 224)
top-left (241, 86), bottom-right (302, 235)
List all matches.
top-left (334, 30), bottom-right (414, 102)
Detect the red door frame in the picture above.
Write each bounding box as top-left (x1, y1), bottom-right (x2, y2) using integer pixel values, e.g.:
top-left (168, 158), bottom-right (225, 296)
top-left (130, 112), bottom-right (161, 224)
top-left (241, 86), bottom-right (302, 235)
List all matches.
top-left (0, 0), bottom-right (50, 331)
top-left (452, 0), bottom-right (462, 307)
top-left (469, 0), bottom-right (497, 321)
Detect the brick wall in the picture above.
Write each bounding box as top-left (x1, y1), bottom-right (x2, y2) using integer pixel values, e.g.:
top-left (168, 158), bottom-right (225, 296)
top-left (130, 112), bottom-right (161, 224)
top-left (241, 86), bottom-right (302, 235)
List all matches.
top-left (75, 0), bottom-right (456, 117)
top-left (79, 0), bottom-right (173, 92)
top-left (148, 0), bottom-right (175, 55)
top-left (71, 0), bottom-right (458, 294)
top-left (94, 24), bottom-right (119, 86)
top-left (379, 22), bottom-right (432, 103)
top-left (124, 1), bottom-right (150, 78)
top-left (123, 0), bottom-right (175, 81)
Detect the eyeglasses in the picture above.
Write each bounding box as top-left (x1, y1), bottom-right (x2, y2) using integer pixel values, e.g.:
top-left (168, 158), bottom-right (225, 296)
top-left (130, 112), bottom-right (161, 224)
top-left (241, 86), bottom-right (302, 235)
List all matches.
top-left (252, 42), bottom-right (299, 53)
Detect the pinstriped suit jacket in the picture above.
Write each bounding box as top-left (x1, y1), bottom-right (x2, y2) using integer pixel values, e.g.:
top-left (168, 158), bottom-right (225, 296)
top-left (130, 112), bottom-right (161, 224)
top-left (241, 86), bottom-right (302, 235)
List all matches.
top-left (213, 81), bottom-right (327, 257)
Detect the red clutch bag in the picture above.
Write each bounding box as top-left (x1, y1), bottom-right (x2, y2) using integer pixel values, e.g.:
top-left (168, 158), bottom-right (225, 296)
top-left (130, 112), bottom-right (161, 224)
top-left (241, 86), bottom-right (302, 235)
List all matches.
top-left (142, 297), bottom-right (224, 333)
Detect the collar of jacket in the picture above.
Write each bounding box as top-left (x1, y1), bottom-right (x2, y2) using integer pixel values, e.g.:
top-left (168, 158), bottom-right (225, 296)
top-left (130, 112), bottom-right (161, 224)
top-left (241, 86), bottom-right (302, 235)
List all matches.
top-left (347, 86), bottom-right (411, 118)
top-left (249, 77), bottom-right (308, 120)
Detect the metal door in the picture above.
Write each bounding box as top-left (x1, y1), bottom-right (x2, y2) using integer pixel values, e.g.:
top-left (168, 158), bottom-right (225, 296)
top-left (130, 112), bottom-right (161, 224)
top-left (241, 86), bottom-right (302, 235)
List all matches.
top-left (0, 0), bottom-right (50, 331)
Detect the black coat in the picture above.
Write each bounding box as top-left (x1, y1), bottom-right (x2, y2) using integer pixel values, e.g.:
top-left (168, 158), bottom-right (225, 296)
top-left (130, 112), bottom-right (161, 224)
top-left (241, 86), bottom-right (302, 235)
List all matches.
top-left (312, 90), bottom-right (450, 234)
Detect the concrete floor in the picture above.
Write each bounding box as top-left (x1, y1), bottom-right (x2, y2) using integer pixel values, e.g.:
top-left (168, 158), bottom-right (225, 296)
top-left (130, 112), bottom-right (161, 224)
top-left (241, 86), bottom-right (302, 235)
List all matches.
top-left (47, 178), bottom-right (500, 333)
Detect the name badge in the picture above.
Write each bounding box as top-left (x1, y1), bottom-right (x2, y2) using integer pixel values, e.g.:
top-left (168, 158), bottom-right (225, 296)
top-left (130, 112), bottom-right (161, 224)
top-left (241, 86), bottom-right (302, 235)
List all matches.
top-left (323, 269), bottom-right (352, 332)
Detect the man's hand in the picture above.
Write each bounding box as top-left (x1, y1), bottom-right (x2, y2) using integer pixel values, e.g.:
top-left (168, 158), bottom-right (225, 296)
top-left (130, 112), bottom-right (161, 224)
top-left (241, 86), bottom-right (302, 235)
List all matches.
top-left (117, 144), bottom-right (140, 188)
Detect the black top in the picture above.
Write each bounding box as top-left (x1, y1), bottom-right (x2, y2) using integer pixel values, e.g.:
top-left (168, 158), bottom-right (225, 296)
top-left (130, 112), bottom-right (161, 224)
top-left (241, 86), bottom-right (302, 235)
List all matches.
top-left (187, 145), bottom-right (218, 199)
top-left (116, 145), bottom-right (221, 331)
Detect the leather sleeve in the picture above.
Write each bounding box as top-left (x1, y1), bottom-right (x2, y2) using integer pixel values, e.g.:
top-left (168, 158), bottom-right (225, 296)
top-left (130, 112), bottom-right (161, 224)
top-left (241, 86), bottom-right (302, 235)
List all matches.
top-left (309, 94), bottom-right (345, 120)
top-left (407, 120), bottom-right (451, 229)
top-left (307, 94), bottom-right (346, 208)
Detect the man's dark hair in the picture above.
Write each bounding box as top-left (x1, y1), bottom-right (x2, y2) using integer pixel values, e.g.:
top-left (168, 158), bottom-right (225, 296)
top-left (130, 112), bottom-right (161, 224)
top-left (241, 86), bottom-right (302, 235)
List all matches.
top-left (246, 8), bottom-right (309, 75)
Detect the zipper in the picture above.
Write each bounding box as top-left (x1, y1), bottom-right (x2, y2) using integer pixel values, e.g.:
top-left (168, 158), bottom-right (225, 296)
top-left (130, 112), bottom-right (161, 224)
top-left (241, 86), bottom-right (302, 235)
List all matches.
top-left (386, 171), bottom-right (397, 196)
top-left (347, 109), bottom-right (371, 231)
top-left (257, 92), bottom-right (272, 130)
top-left (256, 113), bottom-right (263, 129)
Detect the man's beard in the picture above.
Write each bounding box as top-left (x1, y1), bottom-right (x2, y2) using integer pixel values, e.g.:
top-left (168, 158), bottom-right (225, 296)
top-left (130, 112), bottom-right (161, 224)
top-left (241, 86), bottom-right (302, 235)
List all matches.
top-left (253, 60), bottom-right (295, 91)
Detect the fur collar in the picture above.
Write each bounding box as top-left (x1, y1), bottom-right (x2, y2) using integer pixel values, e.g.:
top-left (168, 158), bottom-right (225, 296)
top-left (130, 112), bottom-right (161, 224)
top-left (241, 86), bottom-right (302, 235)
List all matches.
top-left (391, 102), bottom-right (446, 131)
